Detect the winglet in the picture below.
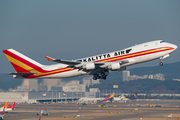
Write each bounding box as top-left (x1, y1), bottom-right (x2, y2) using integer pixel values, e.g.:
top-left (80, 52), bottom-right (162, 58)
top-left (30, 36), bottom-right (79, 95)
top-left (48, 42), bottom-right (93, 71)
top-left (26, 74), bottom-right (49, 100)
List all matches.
top-left (45, 56), bottom-right (54, 61)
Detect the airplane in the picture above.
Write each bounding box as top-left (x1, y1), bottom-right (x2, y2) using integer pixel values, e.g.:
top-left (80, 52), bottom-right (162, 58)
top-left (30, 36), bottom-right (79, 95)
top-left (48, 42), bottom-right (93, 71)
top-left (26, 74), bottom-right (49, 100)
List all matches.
top-left (0, 102), bottom-right (16, 112)
top-left (113, 93), bottom-right (138, 102)
top-left (0, 107), bottom-right (5, 120)
top-left (113, 94), bottom-right (132, 101)
top-left (78, 94), bottom-right (114, 102)
top-left (3, 40), bottom-right (177, 80)
top-left (37, 106), bottom-right (49, 116)
top-left (78, 97), bottom-right (104, 102)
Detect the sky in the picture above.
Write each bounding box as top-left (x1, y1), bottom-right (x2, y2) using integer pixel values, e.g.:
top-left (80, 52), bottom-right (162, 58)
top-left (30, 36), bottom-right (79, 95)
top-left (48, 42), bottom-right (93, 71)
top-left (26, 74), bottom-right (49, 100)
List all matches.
top-left (0, 0), bottom-right (180, 73)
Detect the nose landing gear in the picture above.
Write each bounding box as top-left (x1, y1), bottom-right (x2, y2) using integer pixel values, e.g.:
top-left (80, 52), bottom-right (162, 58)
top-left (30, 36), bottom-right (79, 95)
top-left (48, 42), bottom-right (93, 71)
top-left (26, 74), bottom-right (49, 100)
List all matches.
top-left (159, 62), bottom-right (163, 66)
top-left (159, 58), bottom-right (163, 66)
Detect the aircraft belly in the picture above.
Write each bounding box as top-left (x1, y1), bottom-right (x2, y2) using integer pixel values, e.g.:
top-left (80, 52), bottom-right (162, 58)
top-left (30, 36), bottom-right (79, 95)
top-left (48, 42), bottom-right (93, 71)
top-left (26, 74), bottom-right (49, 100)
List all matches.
top-left (132, 50), bottom-right (171, 64)
top-left (40, 69), bottom-right (86, 79)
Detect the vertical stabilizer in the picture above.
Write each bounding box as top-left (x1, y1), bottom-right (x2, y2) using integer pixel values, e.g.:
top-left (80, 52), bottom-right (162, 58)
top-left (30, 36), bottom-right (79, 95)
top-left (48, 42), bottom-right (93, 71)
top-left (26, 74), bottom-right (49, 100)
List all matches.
top-left (1, 101), bottom-right (9, 108)
top-left (3, 49), bottom-right (43, 73)
top-left (8, 102), bottom-right (16, 109)
top-left (0, 107), bottom-right (5, 115)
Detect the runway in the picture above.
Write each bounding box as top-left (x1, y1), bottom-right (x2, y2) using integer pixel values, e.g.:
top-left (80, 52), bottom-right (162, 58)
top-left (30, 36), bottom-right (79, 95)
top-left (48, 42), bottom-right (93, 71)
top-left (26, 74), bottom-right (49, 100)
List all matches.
top-left (2, 100), bottom-right (180, 120)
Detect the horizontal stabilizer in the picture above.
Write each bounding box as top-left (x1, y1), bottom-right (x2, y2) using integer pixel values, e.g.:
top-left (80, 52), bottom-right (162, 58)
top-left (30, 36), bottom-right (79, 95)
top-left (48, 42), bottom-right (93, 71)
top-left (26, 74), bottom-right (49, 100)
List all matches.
top-left (8, 72), bottom-right (36, 77)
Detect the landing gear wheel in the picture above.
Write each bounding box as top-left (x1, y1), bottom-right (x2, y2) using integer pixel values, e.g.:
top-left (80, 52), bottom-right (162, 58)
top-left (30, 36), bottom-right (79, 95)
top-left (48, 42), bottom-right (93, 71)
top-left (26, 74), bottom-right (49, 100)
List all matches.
top-left (101, 72), bottom-right (105, 76)
top-left (93, 76), bottom-right (97, 80)
top-left (93, 74), bottom-right (99, 80)
top-left (159, 62), bottom-right (163, 66)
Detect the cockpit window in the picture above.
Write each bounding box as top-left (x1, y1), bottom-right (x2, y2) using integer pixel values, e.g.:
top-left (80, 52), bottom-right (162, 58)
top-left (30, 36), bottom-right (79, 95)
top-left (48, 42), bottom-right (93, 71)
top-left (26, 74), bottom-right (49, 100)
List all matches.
top-left (160, 40), bottom-right (165, 43)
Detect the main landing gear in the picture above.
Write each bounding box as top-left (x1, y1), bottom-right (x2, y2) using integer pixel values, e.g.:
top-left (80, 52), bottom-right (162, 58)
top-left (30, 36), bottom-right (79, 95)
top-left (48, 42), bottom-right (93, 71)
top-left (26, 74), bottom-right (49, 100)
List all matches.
top-left (93, 74), bottom-right (107, 80)
top-left (93, 71), bottom-right (109, 80)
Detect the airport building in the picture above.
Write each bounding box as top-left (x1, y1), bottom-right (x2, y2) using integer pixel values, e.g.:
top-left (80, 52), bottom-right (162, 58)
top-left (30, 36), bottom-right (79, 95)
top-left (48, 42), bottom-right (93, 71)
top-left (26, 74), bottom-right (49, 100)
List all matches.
top-left (0, 90), bottom-right (101, 103)
top-left (122, 71), bottom-right (130, 81)
top-left (122, 71), bottom-right (165, 81)
top-left (51, 84), bottom-right (86, 92)
top-left (0, 92), bottom-right (29, 103)
top-left (1, 91), bottom-right (180, 103)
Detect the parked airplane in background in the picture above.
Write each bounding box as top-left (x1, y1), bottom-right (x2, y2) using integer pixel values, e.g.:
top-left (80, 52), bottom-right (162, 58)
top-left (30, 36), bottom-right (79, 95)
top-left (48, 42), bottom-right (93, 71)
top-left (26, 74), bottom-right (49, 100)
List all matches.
top-left (113, 94), bottom-right (137, 101)
top-left (37, 106), bottom-right (49, 116)
top-left (0, 107), bottom-right (5, 120)
top-left (78, 94), bottom-right (114, 102)
top-left (0, 102), bottom-right (16, 112)
top-left (3, 40), bottom-right (177, 80)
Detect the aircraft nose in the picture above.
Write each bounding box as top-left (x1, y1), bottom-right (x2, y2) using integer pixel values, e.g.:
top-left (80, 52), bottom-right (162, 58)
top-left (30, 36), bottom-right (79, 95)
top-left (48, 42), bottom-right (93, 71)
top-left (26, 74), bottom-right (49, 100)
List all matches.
top-left (173, 44), bottom-right (178, 50)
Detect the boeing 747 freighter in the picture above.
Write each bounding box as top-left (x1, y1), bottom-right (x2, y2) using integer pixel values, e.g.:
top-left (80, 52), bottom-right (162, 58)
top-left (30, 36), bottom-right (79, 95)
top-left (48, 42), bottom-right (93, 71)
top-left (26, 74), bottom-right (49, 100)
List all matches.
top-left (3, 40), bottom-right (177, 80)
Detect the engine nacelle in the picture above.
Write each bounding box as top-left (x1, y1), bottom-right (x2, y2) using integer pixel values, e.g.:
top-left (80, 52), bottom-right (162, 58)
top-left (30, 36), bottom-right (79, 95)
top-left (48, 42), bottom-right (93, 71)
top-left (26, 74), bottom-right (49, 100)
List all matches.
top-left (83, 63), bottom-right (95, 70)
top-left (108, 62), bottom-right (121, 70)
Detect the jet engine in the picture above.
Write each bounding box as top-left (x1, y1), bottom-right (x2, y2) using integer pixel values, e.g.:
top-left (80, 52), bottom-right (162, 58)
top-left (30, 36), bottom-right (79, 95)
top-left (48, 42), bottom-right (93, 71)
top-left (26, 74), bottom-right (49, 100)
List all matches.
top-left (83, 63), bottom-right (95, 70)
top-left (108, 62), bottom-right (121, 70)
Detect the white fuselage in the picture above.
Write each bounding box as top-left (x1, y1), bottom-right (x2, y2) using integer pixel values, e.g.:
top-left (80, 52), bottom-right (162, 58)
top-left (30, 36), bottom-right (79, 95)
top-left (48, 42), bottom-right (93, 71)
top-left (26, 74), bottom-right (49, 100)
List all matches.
top-left (113, 95), bottom-right (131, 101)
top-left (0, 108), bottom-right (13, 112)
top-left (37, 40), bottom-right (177, 79)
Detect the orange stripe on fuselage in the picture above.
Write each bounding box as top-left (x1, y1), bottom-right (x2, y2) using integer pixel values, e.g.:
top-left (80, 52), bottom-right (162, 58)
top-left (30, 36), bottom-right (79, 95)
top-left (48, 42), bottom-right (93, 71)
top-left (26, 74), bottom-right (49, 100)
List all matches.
top-left (95, 47), bottom-right (173, 62)
top-left (26, 47), bottom-right (174, 78)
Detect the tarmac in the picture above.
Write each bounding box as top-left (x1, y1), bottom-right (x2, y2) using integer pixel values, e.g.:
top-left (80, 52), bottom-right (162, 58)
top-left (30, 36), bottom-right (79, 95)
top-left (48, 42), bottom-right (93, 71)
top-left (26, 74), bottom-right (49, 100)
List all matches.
top-left (2, 99), bottom-right (180, 120)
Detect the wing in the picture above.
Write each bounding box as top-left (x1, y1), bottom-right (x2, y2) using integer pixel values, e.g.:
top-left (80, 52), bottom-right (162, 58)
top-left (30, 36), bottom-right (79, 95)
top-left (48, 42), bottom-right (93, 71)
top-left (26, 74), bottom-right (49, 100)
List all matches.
top-left (45, 56), bottom-right (81, 65)
top-left (45, 56), bottom-right (128, 75)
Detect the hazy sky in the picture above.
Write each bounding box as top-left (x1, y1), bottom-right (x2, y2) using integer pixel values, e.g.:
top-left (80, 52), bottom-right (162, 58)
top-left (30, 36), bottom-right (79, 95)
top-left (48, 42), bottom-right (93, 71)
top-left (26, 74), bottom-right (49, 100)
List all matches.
top-left (0, 0), bottom-right (180, 73)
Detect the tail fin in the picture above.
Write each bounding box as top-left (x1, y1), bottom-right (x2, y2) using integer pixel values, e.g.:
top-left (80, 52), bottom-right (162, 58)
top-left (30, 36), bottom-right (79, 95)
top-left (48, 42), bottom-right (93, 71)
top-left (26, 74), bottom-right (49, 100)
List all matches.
top-left (103, 94), bottom-right (114, 101)
top-left (133, 93), bottom-right (138, 99)
top-left (45, 105), bottom-right (47, 111)
top-left (39, 114), bottom-right (41, 120)
top-left (3, 49), bottom-right (43, 74)
top-left (1, 101), bottom-right (9, 108)
top-left (38, 109), bottom-right (42, 120)
top-left (8, 102), bottom-right (16, 109)
top-left (0, 107), bottom-right (5, 115)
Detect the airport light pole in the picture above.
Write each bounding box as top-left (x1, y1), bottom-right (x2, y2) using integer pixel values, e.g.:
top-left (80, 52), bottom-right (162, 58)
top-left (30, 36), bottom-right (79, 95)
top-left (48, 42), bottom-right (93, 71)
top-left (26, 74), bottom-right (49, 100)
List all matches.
top-left (56, 90), bottom-right (57, 103)
top-left (144, 91), bottom-right (147, 100)
top-left (51, 91), bottom-right (53, 103)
